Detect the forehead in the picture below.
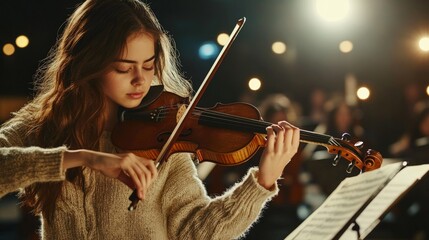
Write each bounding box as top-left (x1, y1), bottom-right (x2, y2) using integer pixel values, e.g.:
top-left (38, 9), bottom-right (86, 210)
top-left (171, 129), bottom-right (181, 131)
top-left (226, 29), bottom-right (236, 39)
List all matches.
top-left (119, 32), bottom-right (155, 60)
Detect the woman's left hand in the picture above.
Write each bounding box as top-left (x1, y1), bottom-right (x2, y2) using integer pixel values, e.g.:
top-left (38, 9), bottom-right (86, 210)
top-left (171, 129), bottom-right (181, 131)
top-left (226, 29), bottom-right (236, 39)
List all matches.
top-left (258, 121), bottom-right (300, 190)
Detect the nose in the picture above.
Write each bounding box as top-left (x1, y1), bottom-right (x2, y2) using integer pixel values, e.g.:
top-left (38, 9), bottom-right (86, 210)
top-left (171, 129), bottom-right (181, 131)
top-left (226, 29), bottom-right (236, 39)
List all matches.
top-left (131, 68), bottom-right (145, 86)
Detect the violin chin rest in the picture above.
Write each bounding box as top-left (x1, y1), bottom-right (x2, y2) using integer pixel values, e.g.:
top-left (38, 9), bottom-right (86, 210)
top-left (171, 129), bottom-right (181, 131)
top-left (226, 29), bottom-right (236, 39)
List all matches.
top-left (117, 85), bottom-right (165, 120)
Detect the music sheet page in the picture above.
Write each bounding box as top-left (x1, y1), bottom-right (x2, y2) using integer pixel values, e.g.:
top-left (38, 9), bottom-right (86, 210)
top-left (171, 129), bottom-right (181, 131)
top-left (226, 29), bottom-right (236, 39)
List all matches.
top-left (285, 162), bottom-right (405, 240)
top-left (340, 164), bottom-right (429, 239)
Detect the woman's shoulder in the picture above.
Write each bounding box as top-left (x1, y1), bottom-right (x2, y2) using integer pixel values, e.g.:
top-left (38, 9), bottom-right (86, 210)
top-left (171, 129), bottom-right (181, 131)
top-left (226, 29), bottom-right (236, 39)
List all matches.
top-left (1, 113), bottom-right (33, 131)
top-left (0, 115), bottom-right (34, 146)
top-left (1, 102), bottom-right (36, 132)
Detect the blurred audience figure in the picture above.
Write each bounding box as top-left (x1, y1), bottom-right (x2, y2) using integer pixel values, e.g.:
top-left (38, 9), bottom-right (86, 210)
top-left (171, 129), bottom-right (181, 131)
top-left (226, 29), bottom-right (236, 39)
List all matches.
top-left (403, 82), bottom-right (425, 122)
top-left (389, 81), bottom-right (428, 154)
top-left (301, 87), bottom-right (327, 129)
top-left (258, 94), bottom-right (300, 127)
top-left (324, 99), bottom-right (365, 142)
top-left (385, 101), bottom-right (429, 240)
top-left (303, 96), bottom-right (366, 161)
top-left (389, 101), bottom-right (429, 160)
top-left (202, 93), bottom-right (304, 240)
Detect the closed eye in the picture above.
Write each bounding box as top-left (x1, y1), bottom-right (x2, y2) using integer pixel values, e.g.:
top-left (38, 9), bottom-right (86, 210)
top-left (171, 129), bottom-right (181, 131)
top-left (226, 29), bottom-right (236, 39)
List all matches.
top-left (143, 65), bottom-right (154, 71)
top-left (114, 65), bottom-right (133, 73)
top-left (115, 68), bottom-right (132, 74)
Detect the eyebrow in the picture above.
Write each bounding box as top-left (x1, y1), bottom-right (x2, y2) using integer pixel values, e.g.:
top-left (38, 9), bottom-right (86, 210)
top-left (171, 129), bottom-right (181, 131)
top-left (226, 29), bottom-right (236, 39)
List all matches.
top-left (114, 55), bottom-right (156, 64)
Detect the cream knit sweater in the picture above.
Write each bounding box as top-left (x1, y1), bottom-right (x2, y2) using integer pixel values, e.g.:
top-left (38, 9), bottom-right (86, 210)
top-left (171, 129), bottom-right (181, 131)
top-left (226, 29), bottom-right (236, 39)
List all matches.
top-left (0, 119), bottom-right (279, 239)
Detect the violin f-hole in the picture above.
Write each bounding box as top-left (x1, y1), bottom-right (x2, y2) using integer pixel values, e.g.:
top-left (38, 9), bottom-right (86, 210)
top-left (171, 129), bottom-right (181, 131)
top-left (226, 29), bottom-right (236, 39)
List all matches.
top-left (157, 128), bottom-right (193, 142)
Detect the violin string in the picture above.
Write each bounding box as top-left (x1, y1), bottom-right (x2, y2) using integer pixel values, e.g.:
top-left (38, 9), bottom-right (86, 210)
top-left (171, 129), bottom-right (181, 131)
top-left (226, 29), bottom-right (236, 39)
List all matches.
top-left (330, 138), bottom-right (341, 146)
top-left (157, 105), bottom-right (270, 132)
top-left (151, 106), bottom-right (336, 145)
top-left (155, 106), bottom-right (335, 144)
top-left (155, 106), bottom-right (335, 145)
top-left (194, 109), bottom-right (340, 146)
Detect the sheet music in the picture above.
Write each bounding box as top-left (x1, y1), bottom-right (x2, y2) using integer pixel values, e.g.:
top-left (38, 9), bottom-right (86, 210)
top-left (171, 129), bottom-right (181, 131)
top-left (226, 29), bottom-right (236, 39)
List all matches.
top-left (285, 162), bottom-right (404, 240)
top-left (340, 164), bottom-right (429, 239)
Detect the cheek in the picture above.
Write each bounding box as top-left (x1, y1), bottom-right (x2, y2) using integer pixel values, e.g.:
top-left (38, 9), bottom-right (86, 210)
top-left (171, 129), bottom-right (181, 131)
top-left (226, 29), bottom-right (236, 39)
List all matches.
top-left (144, 71), bottom-right (155, 84)
top-left (101, 73), bottom-right (123, 95)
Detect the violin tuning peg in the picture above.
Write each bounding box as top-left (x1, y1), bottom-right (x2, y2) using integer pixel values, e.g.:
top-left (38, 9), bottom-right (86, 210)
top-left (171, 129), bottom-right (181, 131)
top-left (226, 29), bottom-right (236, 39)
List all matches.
top-left (341, 132), bottom-right (351, 141)
top-left (346, 160), bottom-right (356, 173)
top-left (354, 141), bottom-right (364, 149)
top-left (332, 151), bottom-right (342, 166)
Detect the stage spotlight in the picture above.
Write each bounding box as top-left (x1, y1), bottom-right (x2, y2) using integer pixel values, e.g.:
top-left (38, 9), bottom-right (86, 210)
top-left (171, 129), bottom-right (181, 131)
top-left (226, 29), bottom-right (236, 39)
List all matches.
top-left (16, 35), bottom-right (29, 48)
top-left (339, 40), bottom-right (353, 53)
top-left (316, 0), bottom-right (350, 22)
top-left (198, 41), bottom-right (219, 60)
top-left (217, 33), bottom-right (229, 46)
top-left (419, 37), bottom-right (429, 52)
top-left (2, 43), bottom-right (15, 56)
top-left (357, 87), bottom-right (370, 100)
top-left (248, 78), bottom-right (261, 91)
top-left (272, 41), bottom-right (287, 54)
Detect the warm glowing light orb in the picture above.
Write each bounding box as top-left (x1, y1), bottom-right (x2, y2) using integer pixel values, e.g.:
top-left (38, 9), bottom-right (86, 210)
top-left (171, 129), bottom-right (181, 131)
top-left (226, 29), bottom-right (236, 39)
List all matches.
top-left (357, 87), bottom-right (370, 100)
top-left (248, 78), bottom-right (261, 91)
top-left (316, 0), bottom-right (350, 22)
top-left (217, 33), bottom-right (229, 46)
top-left (3, 43), bottom-right (15, 56)
top-left (16, 35), bottom-right (29, 48)
top-left (339, 40), bottom-right (353, 53)
top-left (419, 37), bottom-right (429, 52)
top-left (272, 41), bottom-right (287, 54)
top-left (426, 85), bottom-right (429, 96)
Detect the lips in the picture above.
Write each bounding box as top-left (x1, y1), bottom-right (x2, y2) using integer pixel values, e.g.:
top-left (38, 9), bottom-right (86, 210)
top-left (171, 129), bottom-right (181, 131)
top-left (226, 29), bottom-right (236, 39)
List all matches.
top-left (127, 92), bottom-right (144, 99)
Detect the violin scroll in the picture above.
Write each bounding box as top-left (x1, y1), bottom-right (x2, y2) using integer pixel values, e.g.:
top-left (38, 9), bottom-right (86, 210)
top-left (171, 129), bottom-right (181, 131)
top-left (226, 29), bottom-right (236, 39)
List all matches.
top-left (325, 133), bottom-right (383, 173)
top-left (361, 149), bottom-right (383, 172)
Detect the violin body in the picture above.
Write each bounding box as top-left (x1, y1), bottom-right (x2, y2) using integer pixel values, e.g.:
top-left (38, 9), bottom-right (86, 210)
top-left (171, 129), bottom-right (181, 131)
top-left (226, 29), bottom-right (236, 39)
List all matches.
top-left (112, 86), bottom-right (382, 172)
top-left (112, 90), bottom-right (267, 165)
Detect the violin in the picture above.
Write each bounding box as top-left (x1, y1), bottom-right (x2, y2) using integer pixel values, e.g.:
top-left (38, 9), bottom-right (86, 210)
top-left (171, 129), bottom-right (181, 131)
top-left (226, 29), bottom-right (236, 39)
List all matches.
top-left (113, 18), bottom-right (382, 211)
top-left (112, 85), bottom-right (383, 173)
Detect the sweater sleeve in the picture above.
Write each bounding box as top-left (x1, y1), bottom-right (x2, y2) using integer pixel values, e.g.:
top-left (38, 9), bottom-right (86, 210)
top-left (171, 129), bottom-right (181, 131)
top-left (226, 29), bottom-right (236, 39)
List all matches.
top-left (0, 120), bottom-right (66, 198)
top-left (162, 153), bottom-right (279, 240)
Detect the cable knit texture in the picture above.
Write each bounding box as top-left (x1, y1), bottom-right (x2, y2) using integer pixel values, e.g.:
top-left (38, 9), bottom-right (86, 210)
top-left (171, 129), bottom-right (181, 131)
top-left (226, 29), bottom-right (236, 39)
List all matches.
top-left (0, 119), bottom-right (279, 239)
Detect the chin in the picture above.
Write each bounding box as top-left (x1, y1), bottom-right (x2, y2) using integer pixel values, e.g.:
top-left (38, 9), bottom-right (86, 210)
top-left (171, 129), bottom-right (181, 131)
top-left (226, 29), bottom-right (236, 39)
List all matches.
top-left (117, 99), bottom-right (140, 109)
top-left (124, 102), bottom-right (141, 109)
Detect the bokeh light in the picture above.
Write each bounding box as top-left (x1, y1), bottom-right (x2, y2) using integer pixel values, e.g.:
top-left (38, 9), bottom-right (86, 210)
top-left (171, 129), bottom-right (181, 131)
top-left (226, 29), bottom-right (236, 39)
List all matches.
top-left (272, 41), bottom-right (287, 54)
top-left (339, 40), bottom-right (353, 53)
top-left (2, 43), bottom-right (15, 56)
top-left (419, 37), bottom-right (429, 51)
top-left (316, 0), bottom-right (350, 22)
top-left (15, 35), bottom-right (29, 48)
top-left (217, 33), bottom-right (229, 46)
top-left (198, 42), bottom-right (219, 60)
top-left (248, 78), bottom-right (261, 91)
top-left (357, 86), bottom-right (370, 100)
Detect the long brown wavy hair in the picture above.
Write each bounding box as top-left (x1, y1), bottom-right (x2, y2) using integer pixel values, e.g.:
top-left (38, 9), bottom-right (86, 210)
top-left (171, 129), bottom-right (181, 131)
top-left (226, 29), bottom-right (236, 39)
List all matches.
top-left (14, 0), bottom-right (192, 220)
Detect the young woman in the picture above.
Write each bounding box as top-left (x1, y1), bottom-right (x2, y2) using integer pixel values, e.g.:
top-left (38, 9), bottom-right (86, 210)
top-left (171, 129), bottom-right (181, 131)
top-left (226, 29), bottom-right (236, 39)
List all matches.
top-left (0, 0), bottom-right (300, 239)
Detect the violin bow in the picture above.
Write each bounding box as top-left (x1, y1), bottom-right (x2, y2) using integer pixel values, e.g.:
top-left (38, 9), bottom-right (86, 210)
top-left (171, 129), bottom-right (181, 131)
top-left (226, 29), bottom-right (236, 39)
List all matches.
top-left (128, 18), bottom-right (247, 211)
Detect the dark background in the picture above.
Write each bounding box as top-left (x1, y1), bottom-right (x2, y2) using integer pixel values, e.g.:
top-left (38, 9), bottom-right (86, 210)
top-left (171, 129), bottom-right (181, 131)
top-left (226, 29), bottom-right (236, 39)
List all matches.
top-left (1, 0), bottom-right (429, 239)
